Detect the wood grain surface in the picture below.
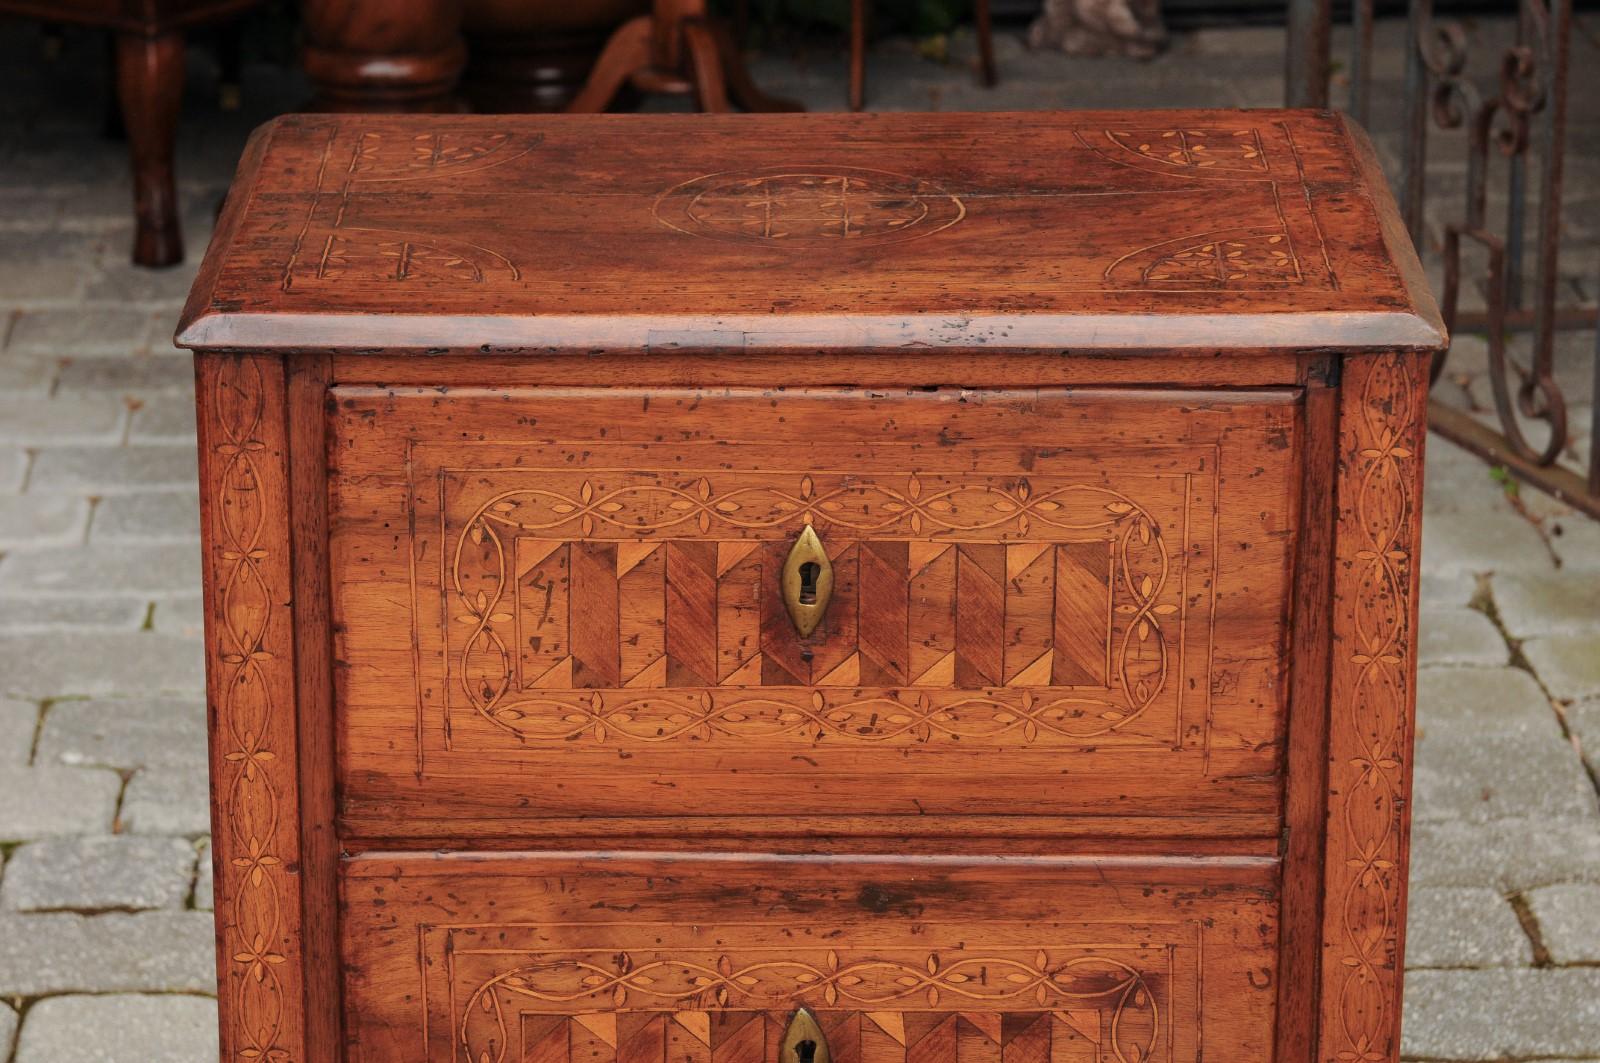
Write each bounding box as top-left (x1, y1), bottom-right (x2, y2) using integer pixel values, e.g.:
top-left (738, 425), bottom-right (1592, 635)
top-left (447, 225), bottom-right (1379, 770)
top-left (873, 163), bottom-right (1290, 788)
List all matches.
top-left (174, 111), bottom-right (1443, 354)
top-left (183, 110), bottom-right (1444, 1063)
top-left (1317, 353), bottom-right (1428, 1063)
top-left (340, 852), bottom-right (1283, 1063)
top-left (329, 385), bottom-right (1302, 837)
top-left (196, 353), bottom-right (308, 1063)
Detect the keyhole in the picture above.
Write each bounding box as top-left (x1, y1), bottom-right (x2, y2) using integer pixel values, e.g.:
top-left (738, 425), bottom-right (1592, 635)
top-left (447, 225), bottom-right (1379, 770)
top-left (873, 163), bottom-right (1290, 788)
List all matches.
top-left (783, 1007), bottom-right (828, 1063)
top-left (782, 528), bottom-right (832, 638)
top-left (797, 561), bottom-right (821, 605)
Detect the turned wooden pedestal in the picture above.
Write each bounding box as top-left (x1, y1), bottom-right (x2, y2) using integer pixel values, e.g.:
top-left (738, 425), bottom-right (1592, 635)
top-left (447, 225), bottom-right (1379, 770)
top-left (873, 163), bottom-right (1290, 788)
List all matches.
top-left (568, 0), bottom-right (800, 112)
top-left (178, 110), bottom-right (1444, 1063)
top-left (300, 0), bottom-right (467, 112)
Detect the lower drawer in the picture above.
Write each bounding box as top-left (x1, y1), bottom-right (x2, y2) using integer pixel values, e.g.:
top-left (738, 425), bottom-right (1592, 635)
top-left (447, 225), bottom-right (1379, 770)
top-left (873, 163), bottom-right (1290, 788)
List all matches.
top-left (341, 852), bottom-right (1281, 1062)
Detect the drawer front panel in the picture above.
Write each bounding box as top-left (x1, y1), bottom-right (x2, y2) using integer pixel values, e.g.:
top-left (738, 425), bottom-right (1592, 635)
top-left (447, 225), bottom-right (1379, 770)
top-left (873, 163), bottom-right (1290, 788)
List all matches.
top-left (330, 387), bottom-right (1300, 834)
top-left (341, 853), bottom-right (1282, 1063)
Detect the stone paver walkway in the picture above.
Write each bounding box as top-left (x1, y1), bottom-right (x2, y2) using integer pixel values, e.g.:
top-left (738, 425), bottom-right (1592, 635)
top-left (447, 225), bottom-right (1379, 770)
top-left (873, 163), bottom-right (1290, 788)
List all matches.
top-left (1, 11), bottom-right (1597, 1061)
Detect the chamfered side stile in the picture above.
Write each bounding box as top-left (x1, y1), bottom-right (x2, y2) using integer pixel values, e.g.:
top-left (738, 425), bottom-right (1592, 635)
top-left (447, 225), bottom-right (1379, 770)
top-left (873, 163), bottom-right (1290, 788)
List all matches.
top-left (196, 352), bottom-right (308, 1063)
top-left (1319, 351), bottom-right (1429, 1063)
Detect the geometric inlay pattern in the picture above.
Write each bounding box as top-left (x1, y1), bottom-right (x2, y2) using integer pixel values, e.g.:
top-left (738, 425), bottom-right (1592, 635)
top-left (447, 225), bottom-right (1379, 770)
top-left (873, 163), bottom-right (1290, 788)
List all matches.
top-left (426, 935), bottom-right (1190, 1063)
top-left (439, 468), bottom-right (1196, 750)
top-left (653, 166), bottom-right (967, 247)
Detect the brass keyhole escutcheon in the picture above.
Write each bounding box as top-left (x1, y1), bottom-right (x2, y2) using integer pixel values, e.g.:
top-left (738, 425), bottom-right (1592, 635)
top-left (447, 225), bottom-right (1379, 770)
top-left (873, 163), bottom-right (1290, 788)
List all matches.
top-left (781, 525), bottom-right (833, 638)
top-left (782, 1008), bottom-right (830, 1063)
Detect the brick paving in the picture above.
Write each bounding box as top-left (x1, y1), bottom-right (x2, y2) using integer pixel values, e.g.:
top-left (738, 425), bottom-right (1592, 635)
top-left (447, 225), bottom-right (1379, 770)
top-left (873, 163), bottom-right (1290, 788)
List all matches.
top-left (0, 11), bottom-right (1597, 1061)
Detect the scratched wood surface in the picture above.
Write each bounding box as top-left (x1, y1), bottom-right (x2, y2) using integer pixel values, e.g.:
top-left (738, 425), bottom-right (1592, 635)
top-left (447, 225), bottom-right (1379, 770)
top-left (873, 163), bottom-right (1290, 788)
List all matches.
top-left (182, 110), bottom-right (1444, 1063)
top-left (340, 853), bottom-right (1282, 1063)
top-left (329, 386), bottom-right (1302, 837)
top-left (175, 111), bottom-right (1443, 353)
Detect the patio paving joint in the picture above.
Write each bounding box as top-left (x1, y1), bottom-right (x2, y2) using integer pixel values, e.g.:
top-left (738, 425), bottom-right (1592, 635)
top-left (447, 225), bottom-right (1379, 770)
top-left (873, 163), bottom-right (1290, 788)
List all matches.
top-left (79, 496), bottom-right (101, 545)
top-left (1478, 477), bottom-right (1566, 567)
top-left (23, 698), bottom-right (79, 769)
top-left (11, 452), bottom-right (32, 495)
top-left (1470, 583), bottom-right (1600, 800)
top-left (108, 769), bottom-right (135, 836)
top-left (1508, 890), bottom-right (1557, 968)
top-left (182, 840), bottom-right (209, 912)
top-left (0, 986), bottom-right (223, 1046)
top-left (19, 702), bottom-right (42, 768)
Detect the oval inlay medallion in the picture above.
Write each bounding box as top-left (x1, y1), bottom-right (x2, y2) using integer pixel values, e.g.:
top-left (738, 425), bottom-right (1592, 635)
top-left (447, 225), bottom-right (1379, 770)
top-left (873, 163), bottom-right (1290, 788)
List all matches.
top-left (653, 166), bottom-right (965, 246)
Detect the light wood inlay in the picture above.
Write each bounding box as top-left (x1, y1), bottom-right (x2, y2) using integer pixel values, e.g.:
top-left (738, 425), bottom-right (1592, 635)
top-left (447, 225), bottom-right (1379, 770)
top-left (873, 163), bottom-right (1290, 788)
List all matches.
top-left (328, 386), bottom-right (1301, 833)
top-left (183, 110), bottom-right (1442, 1063)
top-left (340, 854), bottom-right (1283, 1063)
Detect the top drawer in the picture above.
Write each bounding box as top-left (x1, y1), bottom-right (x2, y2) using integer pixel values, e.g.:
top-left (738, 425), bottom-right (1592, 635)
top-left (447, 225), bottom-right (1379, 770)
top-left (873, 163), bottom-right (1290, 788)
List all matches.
top-left (329, 386), bottom-right (1301, 838)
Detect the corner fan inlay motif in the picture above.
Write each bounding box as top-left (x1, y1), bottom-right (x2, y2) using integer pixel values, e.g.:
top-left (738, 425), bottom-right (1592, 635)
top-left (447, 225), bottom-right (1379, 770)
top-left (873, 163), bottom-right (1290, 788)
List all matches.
top-left (282, 130), bottom-right (537, 290)
top-left (1099, 128), bottom-right (1270, 173)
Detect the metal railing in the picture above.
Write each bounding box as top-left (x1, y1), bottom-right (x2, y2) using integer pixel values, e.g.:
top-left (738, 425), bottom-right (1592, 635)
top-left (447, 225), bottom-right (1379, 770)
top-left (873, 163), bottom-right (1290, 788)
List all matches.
top-left (1290, 0), bottom-right (1599, 518)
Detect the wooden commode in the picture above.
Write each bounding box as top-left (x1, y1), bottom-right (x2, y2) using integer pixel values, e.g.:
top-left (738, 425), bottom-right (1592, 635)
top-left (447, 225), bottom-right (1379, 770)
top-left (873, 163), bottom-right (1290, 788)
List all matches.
top-left (178, 111), bottom-right (1444, 1063)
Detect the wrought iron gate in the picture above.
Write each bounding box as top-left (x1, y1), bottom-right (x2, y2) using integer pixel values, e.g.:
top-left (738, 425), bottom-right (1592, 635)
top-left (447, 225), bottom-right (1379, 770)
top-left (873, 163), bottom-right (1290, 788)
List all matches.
top-left (1290, 0), bottom-right (1599, 517)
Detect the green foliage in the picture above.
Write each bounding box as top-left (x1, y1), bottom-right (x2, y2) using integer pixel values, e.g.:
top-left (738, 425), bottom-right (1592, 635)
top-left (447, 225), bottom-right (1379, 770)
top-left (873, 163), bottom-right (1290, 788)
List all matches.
top-left (1489, 465), bottom-right (1521, 498)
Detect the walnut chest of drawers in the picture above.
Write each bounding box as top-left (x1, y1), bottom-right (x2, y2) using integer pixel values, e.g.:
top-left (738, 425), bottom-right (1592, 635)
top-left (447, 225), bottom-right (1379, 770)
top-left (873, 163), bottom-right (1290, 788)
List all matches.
top-left (179, 110), bottom-right (1444, 1063)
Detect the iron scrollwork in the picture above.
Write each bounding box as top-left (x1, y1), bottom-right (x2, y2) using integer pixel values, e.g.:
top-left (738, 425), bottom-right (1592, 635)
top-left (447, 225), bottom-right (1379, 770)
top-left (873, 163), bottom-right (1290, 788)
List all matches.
top-left (1328, 0), bottom-right (1597, 513)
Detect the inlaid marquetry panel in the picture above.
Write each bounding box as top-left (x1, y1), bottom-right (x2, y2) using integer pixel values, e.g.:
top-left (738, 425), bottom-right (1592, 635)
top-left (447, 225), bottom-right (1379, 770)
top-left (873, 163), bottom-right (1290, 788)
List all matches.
top-left (516, 539), bottom-right (1131, 693)
top-left (339, 854), bottom-right (1282, 1063)
top-left (330, 387), bottom-right (1300, 832)
top-left (441, 460), bottom-right (1191, 746)
top-left (503, 1011), bottom-right (1116, 1063)
top-left (185, 108), bottom-right (1442, 1063)
top-left (470, 997), bottom-right (1159, 1063)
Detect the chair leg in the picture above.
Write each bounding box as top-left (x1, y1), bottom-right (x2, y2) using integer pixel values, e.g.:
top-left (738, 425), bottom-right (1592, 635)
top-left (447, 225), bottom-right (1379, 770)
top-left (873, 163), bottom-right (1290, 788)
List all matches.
top-left (974, 0), bottom-right (996, 86)
top-left (116, 30), bottom-right (184, 268)
top-left (849, 0), bottom-right (866, 110)
top-left (683, 18), bottom-right (731, 112)
top-left (567, 15), bottom-right (653, 113)
top-left (712, 22), bottom-right (803, 112)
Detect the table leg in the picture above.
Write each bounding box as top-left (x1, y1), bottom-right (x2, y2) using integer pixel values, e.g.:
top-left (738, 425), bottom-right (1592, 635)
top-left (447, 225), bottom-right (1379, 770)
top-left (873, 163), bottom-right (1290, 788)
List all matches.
top-left (683, 18), bottom-right (731, 112)
top-left (567, 15), bottom-right (653, 113)
top-left (714, 23), bottom-right (802, 112)
top-left (975, 0), bottom-right (996, 86)
top-left (116, 30), bottom-right (184, 268)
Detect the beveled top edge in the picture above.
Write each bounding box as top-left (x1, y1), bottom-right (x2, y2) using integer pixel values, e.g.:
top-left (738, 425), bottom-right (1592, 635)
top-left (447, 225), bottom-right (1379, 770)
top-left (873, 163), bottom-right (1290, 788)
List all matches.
top-left (177, 109), bottom-right (1447, 356)
top-left (1336, 112), bottom-right (1446, 350)
top-left (177, 308), bottom-right (1446, 354)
